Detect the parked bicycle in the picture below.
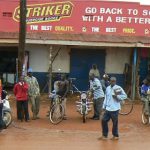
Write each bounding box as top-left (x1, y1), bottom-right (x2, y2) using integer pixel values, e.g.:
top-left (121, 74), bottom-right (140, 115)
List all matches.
top-left (141, 90), bottom-right (150, 124)
top-left (49, 92), bottom-right (65, 125)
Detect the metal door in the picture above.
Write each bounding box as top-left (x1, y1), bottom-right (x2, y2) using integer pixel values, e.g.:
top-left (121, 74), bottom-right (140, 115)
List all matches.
top-left (70, 49), bottom-right (106, 91)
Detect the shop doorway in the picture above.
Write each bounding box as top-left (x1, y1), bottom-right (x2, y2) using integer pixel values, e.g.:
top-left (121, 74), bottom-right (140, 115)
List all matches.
top-left (70, 49), bottom-right (106, 91)
top-left (0, 47), bottom-right (18, 89)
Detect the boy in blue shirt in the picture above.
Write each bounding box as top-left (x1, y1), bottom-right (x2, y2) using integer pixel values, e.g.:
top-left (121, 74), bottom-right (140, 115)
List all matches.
top-left (141, 79), bottom-right (150, 115)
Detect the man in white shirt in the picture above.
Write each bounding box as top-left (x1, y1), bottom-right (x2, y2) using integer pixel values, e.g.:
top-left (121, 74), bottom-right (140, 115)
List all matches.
top-left (100, 77), bottom-right (127, 140)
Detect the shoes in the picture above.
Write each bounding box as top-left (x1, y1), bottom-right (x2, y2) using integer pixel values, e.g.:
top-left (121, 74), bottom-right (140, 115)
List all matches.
top-left (90, 116), bottom-right (95, 119)
top-left (18, 119), bottom-right (23, 122)
top-left (93, 117), bottom-right (99, 120)
top-left (25, 119), bottom-right (30, 122)
top-left (90, 116), bottom-right (99, 120)
top-left (32, 117), bottom-right (36, 120)
top-left (36, 116), bottom-right (40, 119)
top-left (98, 136), bottom-right (108, 140)
top-left (111, 136), bottom-right (119, 140)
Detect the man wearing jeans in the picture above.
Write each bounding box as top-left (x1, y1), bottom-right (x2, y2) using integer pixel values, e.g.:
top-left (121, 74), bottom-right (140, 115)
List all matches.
top-left (100, 77), bottom-right (127, 140)
top-left (25, 68), bottom-right (40, 120)
top-left (89, 74), bottom-right (104, 120)
top-left (0, 79), bottom-right (6, 131)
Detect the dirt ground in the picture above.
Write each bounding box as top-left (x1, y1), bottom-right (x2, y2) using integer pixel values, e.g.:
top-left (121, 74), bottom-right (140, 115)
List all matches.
top-left (0, 94), bottom-right (150, 150)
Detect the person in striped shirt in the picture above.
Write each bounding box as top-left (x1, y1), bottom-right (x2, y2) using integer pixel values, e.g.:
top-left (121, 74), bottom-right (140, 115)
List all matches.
top-left (89, 73), bottom-right (104, 120)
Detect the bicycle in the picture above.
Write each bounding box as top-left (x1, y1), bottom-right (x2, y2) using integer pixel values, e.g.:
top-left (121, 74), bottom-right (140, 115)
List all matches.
top-left (68, 78), bottom-right (81, 95)
top-left (141, 93), bottom-right (150, 124)
top-left (49, 93), bottom-right (65, 124)
top-left (119, 98), bottom-right (133, 115)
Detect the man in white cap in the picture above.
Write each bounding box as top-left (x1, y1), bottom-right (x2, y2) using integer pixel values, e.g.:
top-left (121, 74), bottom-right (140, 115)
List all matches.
top-left (25, 68), bottom-right (40, 120)
top-left (99, 77), bottom-right (127, 140)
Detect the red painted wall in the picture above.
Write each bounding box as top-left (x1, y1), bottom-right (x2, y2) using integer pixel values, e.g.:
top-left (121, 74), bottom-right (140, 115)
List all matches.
top-left (0, 0), bottom-right (150, 36)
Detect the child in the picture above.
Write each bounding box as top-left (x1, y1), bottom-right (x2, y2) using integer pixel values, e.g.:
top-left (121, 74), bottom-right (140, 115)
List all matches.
top-left (14, 76), bottom-right (29, 122)
top-left (141, 79), bottom-right (150, 115)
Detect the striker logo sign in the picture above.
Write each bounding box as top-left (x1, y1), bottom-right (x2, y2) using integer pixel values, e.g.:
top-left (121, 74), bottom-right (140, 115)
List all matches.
top-left (13, 1), bottom-right (73, 24)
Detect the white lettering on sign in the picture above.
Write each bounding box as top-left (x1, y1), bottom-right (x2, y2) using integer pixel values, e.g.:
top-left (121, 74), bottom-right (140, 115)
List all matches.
top-left (143, 10), bottom-right (150, 16)
top-left (92, 27), bottom-right (100, 32)
top-left (41, 26), bottom-right (52, 31)
top-left (30, 25), bottom-right (38, 30)
top-left (106, 28), bottom-right (116, 32)
top-left (82, 15), bottom-right (103, 22)
top-left (106, 16), bottom-right (112, 22)
top-left (127, 9), bottom-right (138, 15)
top-left (100, 8), bottom-right (123, 14)
top-left (116, 17), bottom-right (150, 24)
top-left (85, 7), bottom-right (97, 14)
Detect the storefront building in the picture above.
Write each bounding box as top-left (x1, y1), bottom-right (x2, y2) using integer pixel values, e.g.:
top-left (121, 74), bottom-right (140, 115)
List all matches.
top-left (0, 0), bottom-right (150, 98)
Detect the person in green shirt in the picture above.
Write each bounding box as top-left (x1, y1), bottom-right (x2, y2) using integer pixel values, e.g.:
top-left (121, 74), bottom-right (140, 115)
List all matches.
top-left (25, 68), bottom-right (40, 120)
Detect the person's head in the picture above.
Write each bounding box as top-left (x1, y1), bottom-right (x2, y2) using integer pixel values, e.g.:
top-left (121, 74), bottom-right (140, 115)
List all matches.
top-left (89, 73), bottom-right (95, 81)
top-left (110, 77), bottom-right (117, 87)
top-left (60, 74), bottom-right (66, 81)
top-left (27, 68), bottom-right (33, 77)
top-left (143, 79), bottom-right (149, 86)
top-left (19, 75), bottom-right (25, 82)
top-left (103, 74), bottom-right (109, 80)
top-left (92, 64), bottom-right (97, 70)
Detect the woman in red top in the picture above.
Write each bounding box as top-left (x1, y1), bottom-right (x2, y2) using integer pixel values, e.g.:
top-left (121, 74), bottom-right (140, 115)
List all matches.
top-left (14, 76), bottom-right (29, 122)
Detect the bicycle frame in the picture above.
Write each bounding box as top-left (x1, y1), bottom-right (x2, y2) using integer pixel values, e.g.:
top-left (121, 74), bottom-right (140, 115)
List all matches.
top-left (141, 94), bottom-right (150, 124)
top-left (49, 94), bottom-right (65, 125)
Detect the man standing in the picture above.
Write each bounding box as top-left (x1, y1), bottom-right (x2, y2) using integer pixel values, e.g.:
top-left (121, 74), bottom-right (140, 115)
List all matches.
top-left (25, 68), bottom-right (40, 120)
top-left (89, 64), bottom-right (100, 79)
top-left (89, 74), bottom-right (104, 120)
top-left (0, 78), bottom-right (6, 131)
top-left (13, 76), bottom-right (29, 122)
top-left (100, 77), bottom-right (127, 140)
top-left (100, 74), bottom-right (110, 93)
top-left (0, 79), bottom-right (4, 130)
top-left (54, 74), bottom-right (69, 120)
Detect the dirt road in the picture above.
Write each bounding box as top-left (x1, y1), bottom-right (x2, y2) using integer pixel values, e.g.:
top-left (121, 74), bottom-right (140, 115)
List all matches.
top-left (0, 94), bottom-right (150, 150)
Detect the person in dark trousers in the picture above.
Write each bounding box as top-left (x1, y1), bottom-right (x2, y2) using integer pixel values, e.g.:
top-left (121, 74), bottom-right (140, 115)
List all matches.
top-left (89, 73), bottom-right (104, 120)
top-left (99, 77), bottom-right (127, 140)
top-left (13, 76), bottom-right (29, 122)
top-left (141, 78), bottom-right (150, 115)
top-left (54, 74), bottom-right (69, 120)
top-left (0, 78), bottom-right (6, 131)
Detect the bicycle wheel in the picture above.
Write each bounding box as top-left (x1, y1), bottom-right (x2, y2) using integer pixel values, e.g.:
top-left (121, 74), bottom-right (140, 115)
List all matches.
top-left (141, 104), bottom-right (149, 124)
top-left (119, 98), bottom-right (133, 115)
top-left (3, 111), bottom-right (12, 127)
top-left (49, 104), bottom-right (65, 125)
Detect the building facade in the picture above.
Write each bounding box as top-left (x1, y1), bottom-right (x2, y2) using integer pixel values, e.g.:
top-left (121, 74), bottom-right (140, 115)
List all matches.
top-left (0, 0), bottom-right (150, 98)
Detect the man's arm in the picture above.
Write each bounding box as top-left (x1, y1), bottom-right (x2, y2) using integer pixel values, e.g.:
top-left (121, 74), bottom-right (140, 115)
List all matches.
top-left (63, 80), bottom-right (69, 98)
top-left (34, 78), bottom-right (40, 94)
top-left (116, 87), bottom-right (127, 101)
